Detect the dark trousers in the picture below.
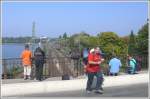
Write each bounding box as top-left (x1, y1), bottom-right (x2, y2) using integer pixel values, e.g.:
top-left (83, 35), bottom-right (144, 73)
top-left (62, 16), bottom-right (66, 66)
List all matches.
top-left (35, 61), bottom-right (43, 80)
top-left (86, 71), bottom-right (103, 91)
top-left (110, 73), bottom-right (118, 76)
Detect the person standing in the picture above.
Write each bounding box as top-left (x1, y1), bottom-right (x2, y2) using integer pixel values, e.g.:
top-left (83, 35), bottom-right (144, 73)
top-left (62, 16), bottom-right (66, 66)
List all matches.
top-left (128, 55), bottom-right (137, 74)
top-left (82, 48), bottom-right (89, 73)
top-left (85, 47), bottom-right (104, 94)
top-left (21, 44), bottom-right (32, 80)
top-left (109, 56), bottom-right (122, 76)
top-left (34, 47), bottom-right (45, 81)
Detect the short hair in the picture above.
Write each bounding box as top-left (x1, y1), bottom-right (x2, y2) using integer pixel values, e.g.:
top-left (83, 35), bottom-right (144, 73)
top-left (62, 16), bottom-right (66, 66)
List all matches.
top-left (25, 44), bottom-right (29, 49)
top-left (127, 54), bottom-right (132, 58)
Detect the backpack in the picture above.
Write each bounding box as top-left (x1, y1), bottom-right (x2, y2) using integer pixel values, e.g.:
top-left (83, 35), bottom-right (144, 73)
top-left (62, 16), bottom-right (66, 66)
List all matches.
top-left (131, 59), bottom-right (138, 72)
top-left (131, 59), bottom-right (137, 67)
top-left (83, 48), bottom-right (89, 58)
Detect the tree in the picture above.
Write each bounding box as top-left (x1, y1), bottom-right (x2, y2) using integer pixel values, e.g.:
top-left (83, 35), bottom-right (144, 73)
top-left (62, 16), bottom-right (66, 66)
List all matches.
top-left (128, 30), bottom-right (137, 55)
top-left (88, 36), bottom-right (99, 48)
top-left (97, 32), bottom-right (127, 56)
top-left (137, 23), bottom-right (148, 55)
top-left (63, 32), bottom-right (67, 39)
top-left (120, 36), bottom-right (129, 44)
top-left (59, 35), bottom-right (62, 39)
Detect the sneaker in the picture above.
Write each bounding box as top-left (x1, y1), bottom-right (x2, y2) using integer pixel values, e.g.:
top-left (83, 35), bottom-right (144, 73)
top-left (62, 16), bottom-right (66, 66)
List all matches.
top-left (100, 87), bottom-right (104, 91)
top-left (38, 79), bottom-right (43, 81)
top-left (24, 75), bottom-right (27, 80)
top-left (30, 77), bottom-right (34, 80)
top-left (27, 76), bottom-right (31, 79)
top-left (94, 90), bottom-right (103, 94)
top-left (86, 90), bottom-right (92, 94)
top-left (24, 78), bottom-right (27, 80)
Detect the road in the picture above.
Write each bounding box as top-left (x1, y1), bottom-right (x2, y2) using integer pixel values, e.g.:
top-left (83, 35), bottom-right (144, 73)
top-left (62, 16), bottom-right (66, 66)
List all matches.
top-left (6, 83), bottom-right (148, 97)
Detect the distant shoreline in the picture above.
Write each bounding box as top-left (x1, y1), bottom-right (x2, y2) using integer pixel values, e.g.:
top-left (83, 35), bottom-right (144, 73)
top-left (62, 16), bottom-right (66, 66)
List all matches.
top-left (2, 43), bottom-right (26, 44)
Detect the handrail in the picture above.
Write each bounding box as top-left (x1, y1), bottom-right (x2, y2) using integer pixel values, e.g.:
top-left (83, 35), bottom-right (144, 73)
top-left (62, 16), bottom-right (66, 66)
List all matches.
top-left (2, 57), bottom-right (82, 79)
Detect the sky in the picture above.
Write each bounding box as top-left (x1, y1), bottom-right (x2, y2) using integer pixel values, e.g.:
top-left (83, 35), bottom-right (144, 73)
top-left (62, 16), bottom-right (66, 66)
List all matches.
top-left (2, 2), bottom-right (148, 38)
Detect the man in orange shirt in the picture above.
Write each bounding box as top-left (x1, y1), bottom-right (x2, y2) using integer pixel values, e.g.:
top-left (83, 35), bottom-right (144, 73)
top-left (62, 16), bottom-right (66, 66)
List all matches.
top-left (85, 47), bottom-right (104, 94)
top-left (21, 44), bottom-right (32, 80)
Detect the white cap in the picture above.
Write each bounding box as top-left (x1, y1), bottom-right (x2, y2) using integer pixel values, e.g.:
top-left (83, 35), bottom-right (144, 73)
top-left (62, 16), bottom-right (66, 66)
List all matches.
top-left (90, 48), bottom-right (95, 53)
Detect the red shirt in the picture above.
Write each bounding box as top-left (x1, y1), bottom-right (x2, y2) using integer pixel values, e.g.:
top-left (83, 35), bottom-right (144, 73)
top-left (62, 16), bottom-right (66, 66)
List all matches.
top-left (86, 53), bottom-right (101, 73)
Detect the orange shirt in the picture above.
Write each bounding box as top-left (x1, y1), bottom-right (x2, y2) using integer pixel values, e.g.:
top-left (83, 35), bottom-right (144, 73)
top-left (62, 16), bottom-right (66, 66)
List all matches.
top-left (21, 50), bottom-right (32, 66)
top-left (86, 53), bottom-right (101, 73)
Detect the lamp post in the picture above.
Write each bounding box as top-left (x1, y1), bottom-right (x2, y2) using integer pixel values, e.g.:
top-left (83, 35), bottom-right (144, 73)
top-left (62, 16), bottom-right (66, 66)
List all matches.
top-left (32, 21), bottom-right (36, 53)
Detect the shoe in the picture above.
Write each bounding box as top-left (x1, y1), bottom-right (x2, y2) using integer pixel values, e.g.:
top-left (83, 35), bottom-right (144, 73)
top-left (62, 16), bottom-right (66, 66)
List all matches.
top-left (30, 77), bottom-right (34, 80)
top-left (24, 75), bottom-right (27, 80)
top-left (94, 90), bottom-right (103, 94)
top-left (28, 77), bottom-right (31, 80)
top-left (24, 78), bottom-right (27, 80)
top-left (26, 76), bottom-right (31, 80)
top-left (86, 90), bottom-right (92, 94)
top-left (100, 87), bottom-right (104, 91)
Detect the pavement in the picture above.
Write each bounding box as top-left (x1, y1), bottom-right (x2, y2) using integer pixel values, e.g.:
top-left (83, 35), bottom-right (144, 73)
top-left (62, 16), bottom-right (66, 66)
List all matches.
top-left (1, 71), bottom-right (149, 97)
top-left (2, 70), bottom-right (148, 84)
top-left (21, 83), bottom-right (148, 97)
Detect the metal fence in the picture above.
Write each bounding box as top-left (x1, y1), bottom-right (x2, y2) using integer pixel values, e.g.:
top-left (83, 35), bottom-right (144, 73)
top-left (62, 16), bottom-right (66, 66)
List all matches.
top-left (2, 57), bottom-right (84, 79)
top-left (2, 58), bottom-right (23, 79)
top-left (2, 55), bottom-right (148, 79)
top-left (101, 54), bottom-right (148, 75)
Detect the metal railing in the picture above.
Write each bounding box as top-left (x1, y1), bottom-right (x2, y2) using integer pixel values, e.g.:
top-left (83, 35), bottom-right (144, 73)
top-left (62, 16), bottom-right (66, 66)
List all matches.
top-left (102, 54), bottom-right (148, 75)
top-left (2, 57), bottom-right (84, 79)
top-left (2, 58), bottom-right (23, 79)
top-left (2, 55), bottom-right (148, 79)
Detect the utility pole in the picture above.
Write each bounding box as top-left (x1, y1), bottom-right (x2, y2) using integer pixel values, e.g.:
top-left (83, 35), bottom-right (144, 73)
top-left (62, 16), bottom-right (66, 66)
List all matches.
top-left (32, 21), bottom-right (36, 53)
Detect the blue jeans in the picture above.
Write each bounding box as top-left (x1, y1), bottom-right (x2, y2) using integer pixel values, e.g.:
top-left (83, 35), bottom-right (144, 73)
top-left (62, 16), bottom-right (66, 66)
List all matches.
top-left (86, 71), bottom-right (103, 91)
top-left (127, 66), bottom-right (135, 74)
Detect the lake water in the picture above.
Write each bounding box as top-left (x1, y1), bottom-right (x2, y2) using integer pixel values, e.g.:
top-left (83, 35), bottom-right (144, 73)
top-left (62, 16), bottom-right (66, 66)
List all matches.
top-left (2, 43), bottom-right (38, 59)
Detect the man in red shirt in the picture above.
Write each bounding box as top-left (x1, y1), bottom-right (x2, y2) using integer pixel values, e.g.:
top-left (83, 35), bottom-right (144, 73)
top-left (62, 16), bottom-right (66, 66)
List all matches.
top-left (85, 47), bottom-right (104, 94)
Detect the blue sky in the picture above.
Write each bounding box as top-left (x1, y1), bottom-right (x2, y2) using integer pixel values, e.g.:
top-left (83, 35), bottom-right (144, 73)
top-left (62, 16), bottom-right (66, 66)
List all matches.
top-left (2, 2), bottom-right (148, 38)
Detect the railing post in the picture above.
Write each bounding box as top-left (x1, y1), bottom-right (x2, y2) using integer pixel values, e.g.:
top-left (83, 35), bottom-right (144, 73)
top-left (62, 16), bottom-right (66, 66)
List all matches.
top-left (3, 59), bottom-right (7, 79)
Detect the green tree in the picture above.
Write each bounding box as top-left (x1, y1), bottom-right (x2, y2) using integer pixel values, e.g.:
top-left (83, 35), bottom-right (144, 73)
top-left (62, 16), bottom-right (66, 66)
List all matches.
top-left (63, 32), bottom-right (67, 39)
top-left (128, 30), bottom-right (137, 55)
top-left (97, 32), bottom-right (127, 56)
top-left (137, 23), bottom-right (148, 55)
top-left (88, 36), bottom-right (99, 48)
top-left (121, 36), bottom-right (129, 44)
top-left (59, 35), bottom-right (62, 39)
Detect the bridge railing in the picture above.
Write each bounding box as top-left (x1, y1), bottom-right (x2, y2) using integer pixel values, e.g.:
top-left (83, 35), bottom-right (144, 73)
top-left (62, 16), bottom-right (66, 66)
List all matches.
top-left (2, 55), bottom-right (148, 79)
top-left (2, 58), bottom-right (23, 79)
top-left (2, 57), bottom-right (83, 79)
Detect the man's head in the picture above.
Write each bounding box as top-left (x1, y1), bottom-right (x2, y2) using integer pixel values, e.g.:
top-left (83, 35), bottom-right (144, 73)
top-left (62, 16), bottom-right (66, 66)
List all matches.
top-left (25, 44), bottom-right (29, 50)
top-left (37, 47), bottom-right (42, 51)
top-left (90, 48), bottom-right (95, 54)
top-left (128, 55), bottom-right (132, 60)
top-left (94, 47), bottom-right (100, 54)
top-left (112, 54), bottom-right (116, 58)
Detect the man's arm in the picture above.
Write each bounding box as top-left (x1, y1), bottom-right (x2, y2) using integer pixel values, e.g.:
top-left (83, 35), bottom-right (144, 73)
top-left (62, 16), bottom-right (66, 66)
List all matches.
top-left (88, 61), bottom-right (101, 65)
top-left (88, 54), bottom-right (101, 65)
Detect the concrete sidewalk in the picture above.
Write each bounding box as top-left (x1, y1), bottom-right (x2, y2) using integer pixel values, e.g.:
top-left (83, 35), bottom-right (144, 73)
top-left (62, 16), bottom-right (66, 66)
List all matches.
top-left (2, 72), bottom-right (149, 96)
top-left (2, 70), bottom-right (148, 84)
